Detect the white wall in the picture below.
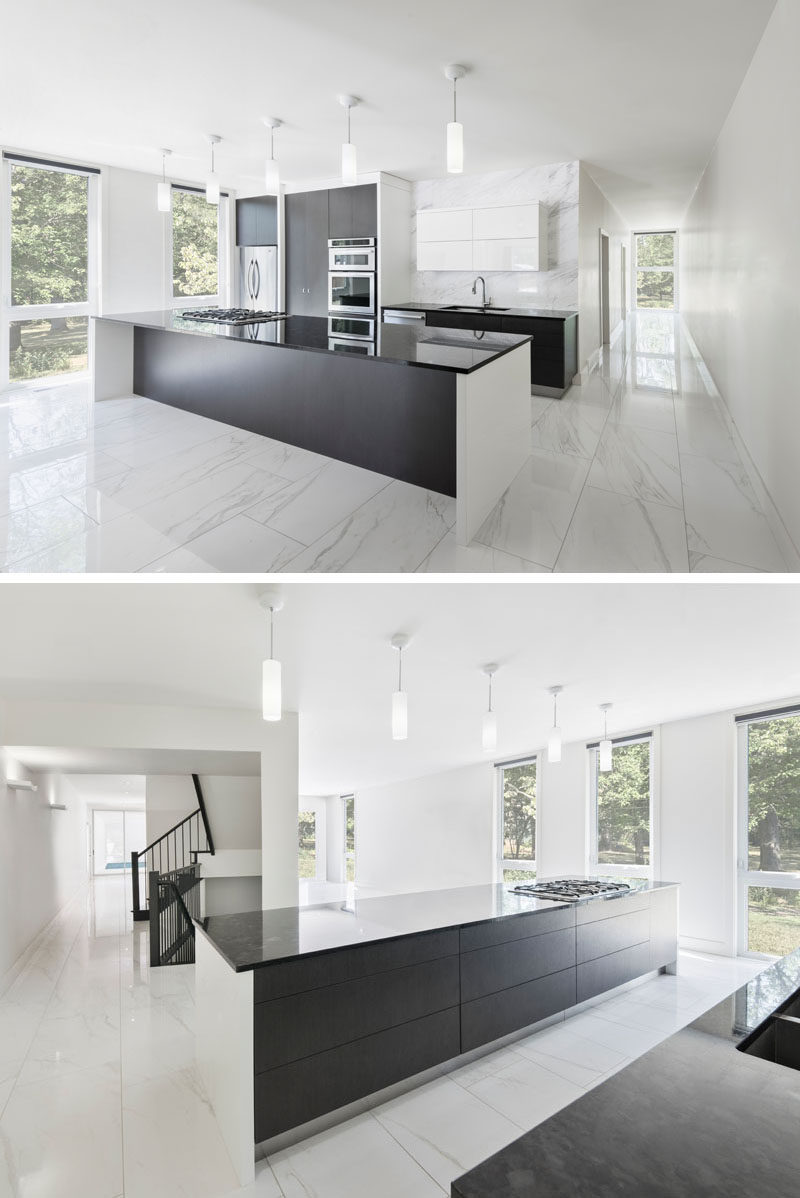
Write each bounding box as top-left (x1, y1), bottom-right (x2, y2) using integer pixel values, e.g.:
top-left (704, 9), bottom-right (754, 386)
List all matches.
top-left (577, 164), bottom-right (629, 375)
top-left (100, 167), bottom-right (168, 314)
top-left (536, 743), bottom-right (589, 879)
top-left (0, 755), bottom-right (84, 985)
top-left (411, 161), bottom-right (579, 310)
top-left (145, 774), bottom-right (195, 844)
top-left (681, 0), bottom-right (800, 559)
top-left (355, 762), bottom-right (495, 894)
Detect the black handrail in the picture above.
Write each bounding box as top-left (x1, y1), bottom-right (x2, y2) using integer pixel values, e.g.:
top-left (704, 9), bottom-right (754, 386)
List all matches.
top-left (192, 774), bottom-right (215, 856)
top-left (131, 778), bottom-right (215, 920)
top-left (149, 866), bottom-right (200, 966)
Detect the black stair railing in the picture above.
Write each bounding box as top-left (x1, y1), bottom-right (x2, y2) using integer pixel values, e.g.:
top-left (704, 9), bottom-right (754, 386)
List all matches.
top-left (131, 773), bottom-right (215, 921)
top-left (149, 864), bottom-right (201, 966)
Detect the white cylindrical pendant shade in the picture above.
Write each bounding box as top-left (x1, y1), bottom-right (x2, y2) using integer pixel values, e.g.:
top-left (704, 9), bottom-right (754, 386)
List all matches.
top-left (206, 172), bottom-right (220, 204)
top-left (341, 142), bottom-right (357, 185)
top-left (157, 181), bottom-right (171, 213)
top-left (262, 658), bottom-right (282, 721)
top-left (392, 690), bottom-right (408, 741)
top-left (482, 711), bottom-right (497, 753)
top-left (446, 121), bottom-right (463, 174)
top-left (265, 158), bottom-right (280, 194)
top-left (599, 738), bottom-right (613, 772)
top-left (547, 726), bottom-right (562, 764)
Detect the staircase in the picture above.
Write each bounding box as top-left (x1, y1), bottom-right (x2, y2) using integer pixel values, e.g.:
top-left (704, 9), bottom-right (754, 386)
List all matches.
top-left (131, 774), bottom-right (215, 966)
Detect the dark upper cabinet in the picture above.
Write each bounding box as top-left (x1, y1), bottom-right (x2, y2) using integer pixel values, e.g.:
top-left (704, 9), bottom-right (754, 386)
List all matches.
top-left (328, 184), bottom-right (378, 239)
top-left (285, 190), bottom-right (329, 316)
top-left (235, 195), bottom-right (278, 246)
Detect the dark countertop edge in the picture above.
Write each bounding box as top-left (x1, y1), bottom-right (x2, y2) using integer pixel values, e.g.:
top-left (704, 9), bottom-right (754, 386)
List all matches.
top-left (93, 313), bottom-right (531, 376)
top-left (381, 302), bottom-right (579, 320)
top-left (193, 879), bottom-right (679, 974)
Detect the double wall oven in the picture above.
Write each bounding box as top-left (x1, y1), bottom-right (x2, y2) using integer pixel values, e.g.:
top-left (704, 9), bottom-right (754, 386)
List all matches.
top-left (328, 237), bottom-right (376, 344)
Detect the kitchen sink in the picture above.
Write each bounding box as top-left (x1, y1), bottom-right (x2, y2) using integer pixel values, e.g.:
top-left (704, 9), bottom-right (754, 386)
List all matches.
top-left (442, 305), bottom-right (509, 312)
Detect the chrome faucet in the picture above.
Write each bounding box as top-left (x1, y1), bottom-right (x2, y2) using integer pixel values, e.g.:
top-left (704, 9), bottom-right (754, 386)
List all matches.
top-left (472, 276), bottom-right (488, 308)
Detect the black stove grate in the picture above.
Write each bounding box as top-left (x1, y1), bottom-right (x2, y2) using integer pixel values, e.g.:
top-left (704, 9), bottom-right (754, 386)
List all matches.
top-left (181, 308), bottom-right (285, 325)
top-left (511, 878), bottom-right (632, 903)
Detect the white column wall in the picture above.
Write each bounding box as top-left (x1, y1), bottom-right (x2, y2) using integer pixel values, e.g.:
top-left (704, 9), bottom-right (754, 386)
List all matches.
top-left (577, 164), bottom-right (629, 375)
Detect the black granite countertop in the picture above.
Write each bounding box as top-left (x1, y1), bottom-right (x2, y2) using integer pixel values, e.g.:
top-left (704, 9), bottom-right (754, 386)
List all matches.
top-left (95, 310), bottom-right (531, 374)
top-left (452, 948), bottom-right (800, 1198)
top-left (381, 301), bottom-right (578, 320)
top-left (195, 879), bottom-right (678, 973)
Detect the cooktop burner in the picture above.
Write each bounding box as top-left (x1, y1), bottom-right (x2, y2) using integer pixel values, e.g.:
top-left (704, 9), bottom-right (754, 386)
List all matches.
top-left (510, 878), bottom-right (632, 903)
top-left (181, 308), bottom-right (285, 325)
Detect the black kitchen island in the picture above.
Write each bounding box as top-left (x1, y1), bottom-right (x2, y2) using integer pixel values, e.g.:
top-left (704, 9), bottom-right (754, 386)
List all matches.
top-left (193, 879), bottom-right (678, 1186)
top-left (92, 310), bottom-right (533, 545)
top-left (452, 947), bottom-right (800, 1198)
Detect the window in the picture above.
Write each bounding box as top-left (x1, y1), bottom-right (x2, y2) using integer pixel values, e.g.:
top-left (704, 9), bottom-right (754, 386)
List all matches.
top-left (298, 810), bottom-right (317, 880)
top-left (170, 187), bottom-right (227, 304)
top-left (497, 758), bottom-right (537, 883)
top-left (343, 794), bottom-right (355, 882)
top-left (589, 735), bottom-right (653, 877)
top-left (634, 231), bottom-right (677, 311)
top-left (2, 155), bottom-right (98, 388)
top-left (737, 709), bottom-right (800, 957)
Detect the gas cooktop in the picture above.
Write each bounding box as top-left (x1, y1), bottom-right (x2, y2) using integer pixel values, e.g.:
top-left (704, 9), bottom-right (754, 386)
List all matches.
top-left (181, 308), bottom-right (285, 325)
top-left (511, 878), bottom-right (632, 903)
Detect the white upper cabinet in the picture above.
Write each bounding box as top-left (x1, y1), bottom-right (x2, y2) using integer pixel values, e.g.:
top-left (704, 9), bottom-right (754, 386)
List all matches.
top-left (416, 202), bottom-right (547, 271)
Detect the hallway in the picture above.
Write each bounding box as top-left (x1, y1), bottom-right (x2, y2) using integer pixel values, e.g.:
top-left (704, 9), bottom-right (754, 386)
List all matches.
top-left (0, 876), bottom-right (767, 1198)
top-left (0, 313), bottom-right (788, 574)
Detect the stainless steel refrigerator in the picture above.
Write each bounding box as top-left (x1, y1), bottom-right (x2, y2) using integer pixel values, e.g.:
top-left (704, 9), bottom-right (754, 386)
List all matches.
top-left (238, 245), bottom-right (278, 311)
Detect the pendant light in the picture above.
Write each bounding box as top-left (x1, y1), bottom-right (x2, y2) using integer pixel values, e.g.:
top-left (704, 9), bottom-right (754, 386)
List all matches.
top-left (157, 149), bottom-right (172, 213)
top-left (263, 117), bottom-right (281, 194)
top-left (339, 95), bottom-right (359, 184)
top-left (391, 634), bottom-right (409, 741)
top-left (599, 704), bottom-right (613, 772)
top-left (481, 665), bottom-right (498, 753)
top-left (444, 64), bottom-right (466, 174)
top-left (205, 134), bottom-right (221, 204)
top-left (259, 590), bottom-right (284, 722)
top-left (547, 686), bottom-right (563, 764)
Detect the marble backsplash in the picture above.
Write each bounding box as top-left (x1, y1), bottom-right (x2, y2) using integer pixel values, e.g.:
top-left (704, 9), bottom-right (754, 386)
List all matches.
top-left (411, 160), bottom-right (578, 311)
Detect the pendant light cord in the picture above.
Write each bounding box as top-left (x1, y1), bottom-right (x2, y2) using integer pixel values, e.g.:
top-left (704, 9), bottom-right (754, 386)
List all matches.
top-left (453, 76), bottom-right (458, 123)
top-left (346, 104), bottom-right (351, 144)
top-left (397, 646), bottom-right (403, 692)
top-left (488, 672), bottom-right (493, 714)
top-left (553, 690), bottom-right (558, 728)
top-left (161, 153), bottom-right (166, 184)
top-left (269, 607), bottom-right (274, 660)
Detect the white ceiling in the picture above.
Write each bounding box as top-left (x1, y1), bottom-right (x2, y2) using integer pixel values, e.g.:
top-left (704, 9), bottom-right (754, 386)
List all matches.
top-left (63, 774), bottom-right (146, 807)
top-left (0, 0), bottom-right (775, 225)
top-left (8, 746), bottom-right (261, 777)
top-left (1, 581), bottom-right (799, 795)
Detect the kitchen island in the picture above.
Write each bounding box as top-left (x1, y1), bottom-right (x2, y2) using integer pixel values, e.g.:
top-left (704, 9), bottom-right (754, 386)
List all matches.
top-left (452, 946), bottom-right (800, 1198)
top-left (91, 310), bottom-right (533, 545)
top-left (193, 880), bottom-right (678, 1185)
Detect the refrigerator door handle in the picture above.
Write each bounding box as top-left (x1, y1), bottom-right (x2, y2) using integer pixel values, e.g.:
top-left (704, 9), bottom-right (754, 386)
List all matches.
top-left (254, 260), bottom-right (261, 302)
top-left (246, 260), bottom-right (254, 301)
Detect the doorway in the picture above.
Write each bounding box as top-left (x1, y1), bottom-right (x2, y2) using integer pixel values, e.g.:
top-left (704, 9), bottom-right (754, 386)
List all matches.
top-left (621, 244), bottom-right (628, 316)
top-left (599, 230), bottom-right (611, 346)
top-left (91, 808), bottom-right (146, 875)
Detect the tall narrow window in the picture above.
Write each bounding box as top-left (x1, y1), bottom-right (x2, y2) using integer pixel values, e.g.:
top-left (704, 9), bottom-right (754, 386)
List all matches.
top-left (170, 187), bottom-right (227, 304)
top-left (298, 810), bottom-right (317, 880)
top-left (737, 708), bottom-right (800, 957)
top-left (634, 231), bottom-right (677, 311)
top-left (343, 794), bottom-right (355, 882)
top-left (2, 155), bottom-right (97, 388)
top-left (497, 758), bottom-right (537, 883)
top-left (589, 735), bottom-right (653, 877)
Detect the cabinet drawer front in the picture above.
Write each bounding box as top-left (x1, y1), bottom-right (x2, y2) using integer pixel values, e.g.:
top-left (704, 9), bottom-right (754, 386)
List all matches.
top-left (460, 905), bottom-right (574, 952)
top-left (254, 955), bottom-right (459, 1072)
top-left (253, 928), bottom-right (458, 1003)
top-left (576, 890), bottom-right (651, 926)
top-left (417, 208), bottom-right (473, 243)
top-left (473, 204), bottom-right (540, 241)
top-left (461, 966), bottom-right (576, 1052)
top-left (577, 941), bottom-right (652, 1003)
top-left (473, 238), bottom-right (540, 272)
top-left (254, 1007), bottom-right (460, 1142)
top-left (502, 316), bottom-right (564, 346)
top-left (461, 927), bottom-right (576, 1002)
top-left (577, 909), bottom-right (650, 964)
top-left (417, 241), bottom-right (473, 271)
top-left (531, 359), bottom-right (567, 388)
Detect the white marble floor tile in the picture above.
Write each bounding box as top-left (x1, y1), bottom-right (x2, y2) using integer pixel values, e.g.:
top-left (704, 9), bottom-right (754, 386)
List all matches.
top-left (6, 511), bottom-right (188, 574)
top-left (0, 1065), bottom-right (123, 1198)
top-left (530, 398), bottom-right (609, 459)
top-left (681, 453), bottom-right (786, 571)
top-left (0, 450), bottom-right (127, 517)
top-left (565, 373), bottom-right (615, 409)
top-left (475, 450), bottom-right (591, 569)
top-left (280, 481), bottom-right (455, 573)
top-left (219, 1160), bottom-right (285, 1197)
top-left (241, 436), bottom-right (332, 482)
top-left (555, 486), bottom-right (689, 573)
top-left (17, 1008), bottom-right (121, 1086)
top-left (530, 396), bottom-right (553, 426)
top-left (610, 388), bottom-right (676, 435)
top-left (589, 994), bottom-right (688, 1036)
top-left (464, 1052), bottom-right (584, 1132)
top-left (120, 1000), bottom-right (196, 1086)
top-left (245, 459), bottom-right (392, 547)
top-left (416, 530), bottom-right (550, 573)
top-left (373, 1075), bottom-right (521, 1191)
top-left (674, 404), bottom-right (740, 462)
top-left (689, 552), bottom-right (764, 573)
top-left (630, 355), bottom-right (677, 394)
top-left (447, 1046), bottom-right (528, 1091)
top-left (562, 1011), bottom-right (664, 1056)
top-left (269, 1112), bottom-right (445, 1198)
top-left (512, 1021), bottom-right (629, 1089)
top-left (171, 515), bottom-right (304, 573)
top-left (588, 423), bottom-right (683, 508)
top-left (139, 546), bottom-right (221, 573)
top-left (0, 495), bottom-right (96, 568)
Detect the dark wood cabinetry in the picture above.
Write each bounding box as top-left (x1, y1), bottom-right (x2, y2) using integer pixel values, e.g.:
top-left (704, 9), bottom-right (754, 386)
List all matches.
top-left (235, 196), bottom-right (277, 246)
top-left (285, 189), bottom-right (329, 316)
top-left (328, 184), bottom-right (378, 239)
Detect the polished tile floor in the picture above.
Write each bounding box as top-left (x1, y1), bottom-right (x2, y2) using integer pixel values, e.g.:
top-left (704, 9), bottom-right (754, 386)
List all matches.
top-left (0, 312), bottom-right (787, 573)
top-left (0, 876), bottom-right (767, 1198)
